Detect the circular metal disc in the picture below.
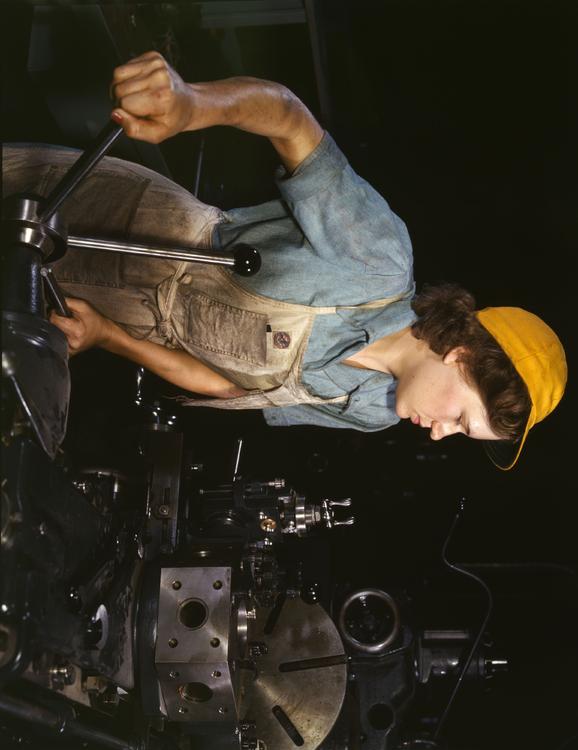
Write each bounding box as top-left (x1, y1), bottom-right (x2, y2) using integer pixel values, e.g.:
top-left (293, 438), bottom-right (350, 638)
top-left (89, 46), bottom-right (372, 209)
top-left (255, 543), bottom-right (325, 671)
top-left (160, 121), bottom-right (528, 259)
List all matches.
top-left (238, 597), bottom-right (347, 750)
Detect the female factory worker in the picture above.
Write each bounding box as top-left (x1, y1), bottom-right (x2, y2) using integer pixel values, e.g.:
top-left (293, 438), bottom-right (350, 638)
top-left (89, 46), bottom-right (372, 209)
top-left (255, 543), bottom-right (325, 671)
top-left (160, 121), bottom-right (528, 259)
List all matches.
top-left (4, 52), bottom-right (567, 469)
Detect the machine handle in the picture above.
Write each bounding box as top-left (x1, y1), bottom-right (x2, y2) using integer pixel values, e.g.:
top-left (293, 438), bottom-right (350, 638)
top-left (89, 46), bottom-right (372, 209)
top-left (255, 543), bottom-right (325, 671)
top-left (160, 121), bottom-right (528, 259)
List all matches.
top-left (39, 121), bottom-right (124, 222)
top-left (40, 267), bottom-right (72, 318)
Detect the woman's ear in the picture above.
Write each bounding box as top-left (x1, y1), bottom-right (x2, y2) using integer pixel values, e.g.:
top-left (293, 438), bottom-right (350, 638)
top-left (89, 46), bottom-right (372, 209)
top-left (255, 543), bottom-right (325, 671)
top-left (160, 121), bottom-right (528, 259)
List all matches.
top-left (443, 346), bottom-right (468, 365)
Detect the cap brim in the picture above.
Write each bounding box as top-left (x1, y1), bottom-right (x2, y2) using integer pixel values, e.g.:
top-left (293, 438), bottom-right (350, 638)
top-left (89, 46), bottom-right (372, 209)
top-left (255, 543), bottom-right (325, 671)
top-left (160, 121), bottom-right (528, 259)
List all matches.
top-left (483, 407), bottom-right (535, 471)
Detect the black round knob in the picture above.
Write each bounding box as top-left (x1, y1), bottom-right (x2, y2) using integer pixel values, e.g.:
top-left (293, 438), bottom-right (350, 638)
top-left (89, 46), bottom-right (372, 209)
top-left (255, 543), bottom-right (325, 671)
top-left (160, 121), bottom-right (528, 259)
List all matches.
top-left (232, 244), bottom-right (261, 276)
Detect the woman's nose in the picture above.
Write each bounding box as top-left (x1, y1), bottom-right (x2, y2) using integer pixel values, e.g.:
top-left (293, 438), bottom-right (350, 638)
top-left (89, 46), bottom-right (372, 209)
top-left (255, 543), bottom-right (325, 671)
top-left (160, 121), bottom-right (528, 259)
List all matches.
top-left (430, 421), bottom-right (459, 441)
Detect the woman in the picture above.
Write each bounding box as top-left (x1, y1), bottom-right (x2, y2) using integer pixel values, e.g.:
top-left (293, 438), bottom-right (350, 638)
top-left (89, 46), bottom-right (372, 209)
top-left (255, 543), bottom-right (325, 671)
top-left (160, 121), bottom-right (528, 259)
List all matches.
top-left (3, 52), bottom-right (567, 469)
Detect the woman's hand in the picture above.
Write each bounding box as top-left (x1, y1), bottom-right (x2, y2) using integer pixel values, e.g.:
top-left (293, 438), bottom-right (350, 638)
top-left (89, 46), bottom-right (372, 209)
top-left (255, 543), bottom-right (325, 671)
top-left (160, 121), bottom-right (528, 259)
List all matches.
top-left (109, 51), bottom-right (323, 172)
top-left (110, 51), bottom-right (195, 143)
top-left (49, 297), bottom-right (114, 355)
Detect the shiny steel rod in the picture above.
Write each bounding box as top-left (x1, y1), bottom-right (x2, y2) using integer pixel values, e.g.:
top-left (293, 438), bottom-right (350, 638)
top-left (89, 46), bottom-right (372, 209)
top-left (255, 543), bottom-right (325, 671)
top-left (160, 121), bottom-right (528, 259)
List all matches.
top-left (67, 235), bottom-right (235, 267)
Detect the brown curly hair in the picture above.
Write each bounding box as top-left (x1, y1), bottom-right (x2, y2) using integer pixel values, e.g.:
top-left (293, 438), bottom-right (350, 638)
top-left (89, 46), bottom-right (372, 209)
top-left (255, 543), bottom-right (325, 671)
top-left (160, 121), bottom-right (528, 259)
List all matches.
top-left (411, 283), bottom-right (532, 441)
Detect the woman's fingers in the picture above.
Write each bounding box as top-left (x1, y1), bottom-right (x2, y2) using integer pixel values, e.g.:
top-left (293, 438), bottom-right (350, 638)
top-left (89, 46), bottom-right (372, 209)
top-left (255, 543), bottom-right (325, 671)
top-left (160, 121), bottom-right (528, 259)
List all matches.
top-left (49, 311), bottom-right (74, 333)
top-left (63, 296), bottom-right (91, 314)
top-left (110, 108), bottom-right (168, 144)
top-left (109, 51), bottom-right (191, 143)
top-left (112, 66), bottom-right (171, 102)
top-left (49, 310), bottom-right (82, 352)
top-left (112, 51), bottom-right (165, 85)
top-left (114, 86), bottom-right (171, 118)
top-left (111, 71), bottom-right (153, 102)
top-left (49, 297), bottom-right (108, 353)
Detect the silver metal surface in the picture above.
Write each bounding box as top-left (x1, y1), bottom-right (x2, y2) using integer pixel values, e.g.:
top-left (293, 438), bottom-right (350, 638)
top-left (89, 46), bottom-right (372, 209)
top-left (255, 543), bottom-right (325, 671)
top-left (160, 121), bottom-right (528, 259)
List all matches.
top-left (233, 438), bottom-right (244, 477)
top-left (91, 604), bottom-right (109, 650)
top-left (238, 597), bottom-right (347, 750)
top-left (68, 235), bottom-right (235, 266)
top-left (155, 566), bottom-right (240, 723)
top-left (3, 195), bottom-right (66, 259)
top-left (322, 498), bottom-right (355, 529)
top-left (294, 498), bottom-right (317, 535)
top-left (236, 598), bottom-right (249, 658)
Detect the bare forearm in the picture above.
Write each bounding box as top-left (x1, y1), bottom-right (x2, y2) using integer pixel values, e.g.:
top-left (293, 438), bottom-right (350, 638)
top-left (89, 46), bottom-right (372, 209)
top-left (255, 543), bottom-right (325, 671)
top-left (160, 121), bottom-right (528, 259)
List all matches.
top-left (103, 321), bottom-right (244, 398)
top-left (184, 78), bottom-right (300, 134)
top-left (185, 78), bottom-right (323, 169)
top-left (111, 53), bottom-right (323, 172)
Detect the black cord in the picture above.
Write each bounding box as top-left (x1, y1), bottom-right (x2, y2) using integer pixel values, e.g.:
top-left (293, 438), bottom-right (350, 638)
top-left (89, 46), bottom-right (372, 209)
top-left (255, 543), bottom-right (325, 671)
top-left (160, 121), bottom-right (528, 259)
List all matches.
top-left (432, 499), bottom-right (494, 743)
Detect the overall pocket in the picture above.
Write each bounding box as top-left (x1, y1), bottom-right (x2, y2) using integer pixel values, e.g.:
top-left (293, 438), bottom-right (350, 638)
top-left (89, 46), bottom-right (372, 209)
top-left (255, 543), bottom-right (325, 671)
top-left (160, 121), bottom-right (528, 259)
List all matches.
top-left (185, 290), bottom-right (268, 367)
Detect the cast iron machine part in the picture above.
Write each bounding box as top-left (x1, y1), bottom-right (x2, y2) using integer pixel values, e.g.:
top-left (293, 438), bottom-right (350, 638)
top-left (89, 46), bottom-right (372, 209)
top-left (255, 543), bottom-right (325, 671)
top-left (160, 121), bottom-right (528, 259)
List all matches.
top-left (2, 119), bottom-right (261, 460)
top-left (198, 480), bottom-right (355, 540)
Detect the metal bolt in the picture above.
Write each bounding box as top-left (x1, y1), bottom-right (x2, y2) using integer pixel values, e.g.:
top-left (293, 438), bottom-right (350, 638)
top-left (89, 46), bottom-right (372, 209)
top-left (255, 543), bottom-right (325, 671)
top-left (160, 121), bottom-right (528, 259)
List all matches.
top-left (177, 706), bottom-right (188, 714)
top-left (172, 580), bottom-right (181, 590)
top-left (169, 670), bottom-right (179, 679)
top-left (168, 638), bottom-right (178, 648)
top-left (210, 637), bottom-right (220, 648)
top-left (213, 580), bottom-right (223, 590)
top-left (212, 670), bottom-right (221, 678)
top-left (157, 504), bottom-right (170, 517)
top-left (218, 706), bottom-right (228, 715)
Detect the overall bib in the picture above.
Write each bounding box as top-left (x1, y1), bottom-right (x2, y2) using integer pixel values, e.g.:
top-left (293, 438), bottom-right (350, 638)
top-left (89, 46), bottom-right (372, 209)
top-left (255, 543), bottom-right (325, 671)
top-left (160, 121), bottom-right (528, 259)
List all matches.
top-left (156, 263), bottom-right (408, 410)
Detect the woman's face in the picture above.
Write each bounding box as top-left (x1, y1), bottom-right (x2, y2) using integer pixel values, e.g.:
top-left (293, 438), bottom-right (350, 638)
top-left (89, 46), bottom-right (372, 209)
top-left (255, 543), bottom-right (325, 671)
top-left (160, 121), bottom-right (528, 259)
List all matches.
top-left (394, 347), bottom-right (502, 441)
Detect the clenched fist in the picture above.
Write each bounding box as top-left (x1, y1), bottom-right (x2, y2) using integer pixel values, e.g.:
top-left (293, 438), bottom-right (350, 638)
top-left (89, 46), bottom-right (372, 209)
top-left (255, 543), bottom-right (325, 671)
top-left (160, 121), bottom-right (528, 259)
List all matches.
top-left (49, 297), bottom-right (114, 355)
top-left (108, 50), bottom-right (323, 172)
top-left (110, 51), bottom-right (195, 144)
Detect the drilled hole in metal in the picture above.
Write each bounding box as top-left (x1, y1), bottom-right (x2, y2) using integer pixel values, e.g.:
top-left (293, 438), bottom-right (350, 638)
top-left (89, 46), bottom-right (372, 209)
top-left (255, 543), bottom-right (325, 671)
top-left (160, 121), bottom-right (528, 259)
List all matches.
top-left (179, 682), bottom-right (213, 703)
top-left (179, 599), bottom-right (207, 629)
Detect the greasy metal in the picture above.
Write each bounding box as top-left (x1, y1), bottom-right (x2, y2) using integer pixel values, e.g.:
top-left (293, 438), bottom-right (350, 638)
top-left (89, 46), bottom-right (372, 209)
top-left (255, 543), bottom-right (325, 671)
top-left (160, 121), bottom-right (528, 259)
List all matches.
top-left (338, 588), bottom-right (401, 654)
top-left (22, 659), bottom-right (91, 708)
top-left (2, 311), bottom-right (70, 459)
top-left (238, 597), bottom-right (347, 750)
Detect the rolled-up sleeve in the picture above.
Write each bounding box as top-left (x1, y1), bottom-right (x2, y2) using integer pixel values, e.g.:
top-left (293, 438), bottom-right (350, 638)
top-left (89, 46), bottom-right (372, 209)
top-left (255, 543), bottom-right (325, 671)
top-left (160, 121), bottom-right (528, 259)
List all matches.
top-left (275, 132), bottom-right (413, 276)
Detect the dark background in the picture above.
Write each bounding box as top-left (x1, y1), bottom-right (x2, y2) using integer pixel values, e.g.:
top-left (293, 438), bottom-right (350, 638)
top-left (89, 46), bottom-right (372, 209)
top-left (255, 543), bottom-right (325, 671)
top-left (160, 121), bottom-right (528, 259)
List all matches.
top-left (2, 1), bottom-right (577, 748)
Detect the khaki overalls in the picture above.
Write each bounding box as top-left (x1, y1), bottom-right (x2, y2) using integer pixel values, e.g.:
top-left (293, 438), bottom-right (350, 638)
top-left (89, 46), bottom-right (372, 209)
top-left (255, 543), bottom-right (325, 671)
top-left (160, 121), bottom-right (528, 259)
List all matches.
top-left (3, 144), bottom-right (405, 411)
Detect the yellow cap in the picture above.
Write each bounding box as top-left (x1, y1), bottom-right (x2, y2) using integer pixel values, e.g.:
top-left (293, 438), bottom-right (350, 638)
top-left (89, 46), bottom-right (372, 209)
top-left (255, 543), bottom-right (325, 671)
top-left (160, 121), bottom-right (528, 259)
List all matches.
top-left (476, 307), bottom-right (567, 470)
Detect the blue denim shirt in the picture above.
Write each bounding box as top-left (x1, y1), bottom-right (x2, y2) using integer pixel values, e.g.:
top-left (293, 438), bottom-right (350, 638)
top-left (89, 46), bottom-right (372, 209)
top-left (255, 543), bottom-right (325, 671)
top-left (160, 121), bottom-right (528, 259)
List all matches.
top-left (214, 132), bottom-right (416, 431)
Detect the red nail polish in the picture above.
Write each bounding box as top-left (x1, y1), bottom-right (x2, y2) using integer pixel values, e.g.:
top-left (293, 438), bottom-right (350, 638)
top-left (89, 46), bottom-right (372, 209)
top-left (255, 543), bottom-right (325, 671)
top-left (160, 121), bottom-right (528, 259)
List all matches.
top-left (111, 111), bottom-right (123, 123)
